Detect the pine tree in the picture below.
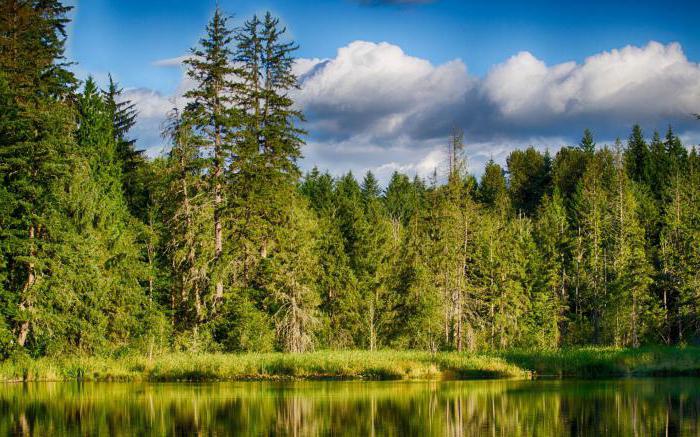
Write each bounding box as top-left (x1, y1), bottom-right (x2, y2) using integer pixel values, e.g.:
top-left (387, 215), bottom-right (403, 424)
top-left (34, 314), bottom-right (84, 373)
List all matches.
top-left (54, 77), bottom-right (152, 353)
top-left (159, 109), bottom-right (213, 337)
top-left (659, 156), bottom-right (700, 343)
top-left (552, 146), bottom-right (589, 211)
top-left (260, 196), bottom-right (320, 352)
top-left (625, 125), bottom-right (652, 187)
top-left (579, 129), bottom-right (596, 154)
top-left (532, 191), bottom-right (570, 347)
top-left (0, 0), bottom-right (77, 350)
top-left (357, 171), bottom-right (394, 350)
top-left (102, 74), bottom-right (144, 214)
top-left (506, 147), bottom-right (551, 216)
top-left (571, 149), bottom-right (615, 344)
top-left (607, 145), bottom-right (655, 346)
top-left (391, 209), bottom-right (442, 351)
top-left (183, 8), bottom-right (241, 312)
top-left (300, 169), bottom-right (359, 348)
top-left (478, 160), bottom-right (507, 210)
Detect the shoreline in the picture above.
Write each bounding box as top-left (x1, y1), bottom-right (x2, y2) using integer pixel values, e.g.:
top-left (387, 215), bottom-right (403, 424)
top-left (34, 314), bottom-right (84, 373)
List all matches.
top-left (2, 347), bottom-right (700, 383)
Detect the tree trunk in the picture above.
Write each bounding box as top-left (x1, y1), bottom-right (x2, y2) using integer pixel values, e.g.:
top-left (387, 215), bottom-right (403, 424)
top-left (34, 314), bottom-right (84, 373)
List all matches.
top-left (213, 127), bottom-right (224, 306)
top-left (17, 224), bottom-right (36, 347)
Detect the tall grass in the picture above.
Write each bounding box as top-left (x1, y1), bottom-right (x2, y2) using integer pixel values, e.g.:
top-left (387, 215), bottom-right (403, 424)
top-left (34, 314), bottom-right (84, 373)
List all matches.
top-left (1, 347), bottom-right (699, 382)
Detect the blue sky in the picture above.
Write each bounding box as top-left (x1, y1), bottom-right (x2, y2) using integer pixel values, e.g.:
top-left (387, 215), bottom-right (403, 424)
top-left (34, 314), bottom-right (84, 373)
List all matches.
top-left (65, 0), bottom-right (700, 181)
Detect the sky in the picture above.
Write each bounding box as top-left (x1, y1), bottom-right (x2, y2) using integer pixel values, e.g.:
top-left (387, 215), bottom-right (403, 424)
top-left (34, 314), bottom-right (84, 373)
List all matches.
top-left (66, 0), bottom-right (700, 182)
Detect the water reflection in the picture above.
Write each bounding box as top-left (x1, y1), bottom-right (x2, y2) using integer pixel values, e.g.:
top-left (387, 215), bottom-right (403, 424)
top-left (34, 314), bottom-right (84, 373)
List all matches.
top-left (1, 379), bottom-right (699, 435)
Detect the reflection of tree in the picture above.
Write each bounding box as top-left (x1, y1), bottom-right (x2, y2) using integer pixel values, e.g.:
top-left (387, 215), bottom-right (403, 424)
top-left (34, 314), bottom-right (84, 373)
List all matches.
top-left (1, 380), bottom-right (700, 435)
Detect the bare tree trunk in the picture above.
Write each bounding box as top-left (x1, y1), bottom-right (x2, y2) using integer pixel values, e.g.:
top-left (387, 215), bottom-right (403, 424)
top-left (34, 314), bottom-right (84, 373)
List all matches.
top-left (147, 215), bottom-right (154, 298)
top-left (17, 224), bottom-right (36, 347)
top-left (369, 294), bottom-right (377, 351)
top-left (213, 127), bottom-right (224, 307)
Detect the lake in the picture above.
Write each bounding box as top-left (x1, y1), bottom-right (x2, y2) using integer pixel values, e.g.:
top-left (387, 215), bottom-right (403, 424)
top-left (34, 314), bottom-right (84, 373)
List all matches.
top-left (1, 378), bottom-right (699, 435)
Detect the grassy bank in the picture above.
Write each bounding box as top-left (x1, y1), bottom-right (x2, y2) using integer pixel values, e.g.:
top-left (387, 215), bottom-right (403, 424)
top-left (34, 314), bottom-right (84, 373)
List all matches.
top-left (2, 347), bottom-right (700, 382)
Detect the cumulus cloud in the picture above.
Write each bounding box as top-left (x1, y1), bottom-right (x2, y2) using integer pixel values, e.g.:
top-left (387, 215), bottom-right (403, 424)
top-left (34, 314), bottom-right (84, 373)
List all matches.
top-left (126, 40), bottom-right (700, 181)
top-left (482, 42), bottom-right (700, 126)
top-left (295, 41), bottom-right (474, 143)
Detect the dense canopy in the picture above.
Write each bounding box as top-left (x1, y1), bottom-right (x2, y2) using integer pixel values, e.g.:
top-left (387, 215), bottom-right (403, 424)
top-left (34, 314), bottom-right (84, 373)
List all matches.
top-left (1, 1), bottom-right (699, 358)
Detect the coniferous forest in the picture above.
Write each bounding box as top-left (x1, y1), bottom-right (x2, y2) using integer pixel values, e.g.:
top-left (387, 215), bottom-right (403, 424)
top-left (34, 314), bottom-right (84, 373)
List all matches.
top-left (2, 1), bottom-right (700, 360)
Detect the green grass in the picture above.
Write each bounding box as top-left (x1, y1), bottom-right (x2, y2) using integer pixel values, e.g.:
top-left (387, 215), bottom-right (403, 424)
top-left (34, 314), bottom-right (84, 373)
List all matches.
top-left (496, 346), bottom-right (700, 378)
top-left (2, 347), bottom-right (700, 382)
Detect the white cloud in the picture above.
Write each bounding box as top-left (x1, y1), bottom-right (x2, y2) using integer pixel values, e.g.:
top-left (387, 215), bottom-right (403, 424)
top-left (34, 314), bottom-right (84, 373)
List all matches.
top-left (126, 40), bottom-right (700, 181)
top-left (295, 41), bottom-right (474, 141)
top-left (482, 42), bottom-right (700, 123)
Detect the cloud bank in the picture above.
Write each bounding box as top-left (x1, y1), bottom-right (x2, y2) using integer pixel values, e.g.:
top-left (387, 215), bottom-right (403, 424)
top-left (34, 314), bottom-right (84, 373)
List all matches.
top-left (125, 40), bottom-right (700, 183)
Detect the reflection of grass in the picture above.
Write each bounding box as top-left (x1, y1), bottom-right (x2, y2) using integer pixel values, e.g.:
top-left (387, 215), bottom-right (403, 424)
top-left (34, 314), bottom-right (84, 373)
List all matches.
top-left (2, 347), bottom-right (700, 382)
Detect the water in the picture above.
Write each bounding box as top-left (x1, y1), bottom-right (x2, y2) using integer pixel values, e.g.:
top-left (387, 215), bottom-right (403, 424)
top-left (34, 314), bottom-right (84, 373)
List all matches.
top-left (1, 379), bottom-right (700, 435)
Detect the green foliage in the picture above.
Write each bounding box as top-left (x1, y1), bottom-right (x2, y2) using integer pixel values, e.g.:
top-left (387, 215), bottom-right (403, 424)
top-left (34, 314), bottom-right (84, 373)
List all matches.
top-left (507, 146), bottom-right (552, 216)
top-left (212, 292), bottom-right (275, 352)
top-left (478, 159), bottom-right (507, 209)
top-left (2, 1), bottom-right (700, 360)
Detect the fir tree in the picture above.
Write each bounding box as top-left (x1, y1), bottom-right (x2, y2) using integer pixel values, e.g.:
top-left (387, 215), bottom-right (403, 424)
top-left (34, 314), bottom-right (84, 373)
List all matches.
top-left (183, 8), bottom-right (241, 312)
top-left (478, 159), bottom-right (507, 210)
top-left (0, 0), bottom-right (77, 349)
top-left (579, 129), bottom-right (596, 154)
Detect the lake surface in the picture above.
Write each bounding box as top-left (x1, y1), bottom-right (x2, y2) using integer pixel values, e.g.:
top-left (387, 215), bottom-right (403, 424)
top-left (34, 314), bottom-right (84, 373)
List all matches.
top-left (1, 378), bottom-right (700, 435)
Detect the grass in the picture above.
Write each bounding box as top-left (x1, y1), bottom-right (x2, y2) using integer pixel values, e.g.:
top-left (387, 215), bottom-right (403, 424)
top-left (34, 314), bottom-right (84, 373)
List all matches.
top-left (2, 347), bottom-right (700, 382)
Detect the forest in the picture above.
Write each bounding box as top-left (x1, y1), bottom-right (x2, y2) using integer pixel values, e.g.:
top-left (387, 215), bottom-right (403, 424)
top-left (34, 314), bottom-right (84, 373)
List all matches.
top-left (1, 1), bottom-right (699, 360)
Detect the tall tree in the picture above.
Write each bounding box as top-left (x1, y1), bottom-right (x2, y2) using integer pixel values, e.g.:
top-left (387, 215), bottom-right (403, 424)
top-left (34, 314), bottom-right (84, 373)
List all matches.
top-left (625, 125), bottom-right (652, 187)
top-left (102, 74), bottom-right (144, 214)
top-left (183, 8), bottom-right (240, 311)
top-left (532, 191), bottom-right (570, 347)
top-left (579, 129), bottom-right (596, 154)
top-left (507, 147), bottom-right (551, 216)
top-left (0, 0), bottom-right (76, 349)
top-left (607, 146), bottom-right (655, 346)
top-left (478, 159), bottom-right (508, 211)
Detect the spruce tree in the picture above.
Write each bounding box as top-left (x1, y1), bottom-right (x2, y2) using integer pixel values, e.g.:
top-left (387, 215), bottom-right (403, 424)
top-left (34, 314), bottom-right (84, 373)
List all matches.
top-left (506, 147), bottom-right (551, 216)
top-left (579, 129), bottom-right (596, 154)
top-left (102, 75), bottom-right (144, 214)
top-left (533, 191), bottom-right (570, 347)
top-left (159, 109), bottom-right (213, 338)
top-left (478, 160), bottom-right (507, 210)
top-left (183, 8), bottom-right (240, 312)
top-left (625, 125), bottom-right (652, 187)
top-left (571, 149), bottom-right (615, 344)
top-left (607, 146), bottom-right (656, 346)
top-left (0, 0), bottom-right (76, 350)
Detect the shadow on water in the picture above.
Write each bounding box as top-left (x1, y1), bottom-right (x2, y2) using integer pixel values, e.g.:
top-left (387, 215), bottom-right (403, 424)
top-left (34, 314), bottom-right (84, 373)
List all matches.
top-left (1, 378), bottom-right (699, 435)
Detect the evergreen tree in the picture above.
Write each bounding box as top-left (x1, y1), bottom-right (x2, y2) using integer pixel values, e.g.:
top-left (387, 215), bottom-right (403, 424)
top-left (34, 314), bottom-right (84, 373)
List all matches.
top-left (478, 159), bottom-right (507, 210)
top-left (579, 129), bottom-right (596, 154)
top-left (159, 109), bottom-right (213, 340)
top-left (102, 74), bottom-right (144, 214)
top-left (0, 0), bottom-right (77, 350)
top-left (625, 125), bottom-right (652, 187)
top-left (607, 147), bottom-right (656, 346)
top-left (532, 191), bottom-right (570, 347)
top-left (260, 196), bottom-right (320, 352)
top-left (659, 159), bottom-right (700, 343)
top-left (552, 146), bottom-right (589, 210)
top-left (571, 149), bottom-right (615, 344)
top-left (506, 147), bottom-right (551, 216)
top-left (183, 8), bottom-right (240, 312)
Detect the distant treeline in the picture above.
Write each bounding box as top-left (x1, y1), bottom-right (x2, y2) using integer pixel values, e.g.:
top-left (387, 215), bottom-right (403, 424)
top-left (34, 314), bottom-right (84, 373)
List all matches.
top-left (1, 1), bottom-right (699, 358)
